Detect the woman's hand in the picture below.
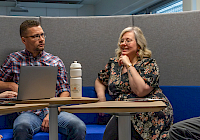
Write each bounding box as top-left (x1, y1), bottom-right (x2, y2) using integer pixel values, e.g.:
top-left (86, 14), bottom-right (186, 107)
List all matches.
top-left (95, 78), bottom-right (106, 116)
top-left (118, 55), bottom-right (131, 67)
top-left (0, 91), bottom-right (18, 98)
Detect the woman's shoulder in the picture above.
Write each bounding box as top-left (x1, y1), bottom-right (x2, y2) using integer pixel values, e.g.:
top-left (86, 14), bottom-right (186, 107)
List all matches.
top-left (139, 57), bottom-right (157, 65)
top-left (108, 57), bottom-right (118, 63)
top-left (141, 57), bottom-right (156, 62)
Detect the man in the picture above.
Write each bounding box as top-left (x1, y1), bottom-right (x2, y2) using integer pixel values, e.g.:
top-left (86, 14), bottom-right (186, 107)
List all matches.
top-left (0, 20), bottom-right (86, 140)
top-left (169, 117), bottom-right (200, 140)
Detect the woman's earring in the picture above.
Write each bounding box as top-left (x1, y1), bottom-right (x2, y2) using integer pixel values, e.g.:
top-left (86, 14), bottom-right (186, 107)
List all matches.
top-left (137, 50), bottom-right (140, 57)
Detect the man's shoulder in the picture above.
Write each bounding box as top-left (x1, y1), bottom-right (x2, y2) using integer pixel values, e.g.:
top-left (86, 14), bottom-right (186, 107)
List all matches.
top-left (43, 51), bottom-right (60, 60)
top-left (8, 50), bottom-right (25, 60)
top-left (42, 51), bottom-right (63, 65)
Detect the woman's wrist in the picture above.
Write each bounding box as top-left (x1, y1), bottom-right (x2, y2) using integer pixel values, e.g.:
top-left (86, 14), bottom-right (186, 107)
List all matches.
top-left (126, 63), bottom-right (133, 69)
top-left (98, 96), bottom-right (106, 102)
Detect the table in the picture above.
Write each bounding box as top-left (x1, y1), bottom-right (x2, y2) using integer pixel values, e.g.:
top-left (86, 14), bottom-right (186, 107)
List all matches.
top-left (0, 103), bottom-right (49, 115)
top-left (60, 101), bottom-right (167, 140)
top-left (11, 97), bottom-right (99, 140)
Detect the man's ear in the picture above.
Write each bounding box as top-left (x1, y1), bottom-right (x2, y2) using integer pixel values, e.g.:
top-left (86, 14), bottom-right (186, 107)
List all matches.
top-left (21, 37), bottom-right (26, 44)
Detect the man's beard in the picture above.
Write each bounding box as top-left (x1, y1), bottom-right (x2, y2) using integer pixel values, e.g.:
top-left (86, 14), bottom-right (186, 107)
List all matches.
top-left (36, 46), bottom-right (45, 51)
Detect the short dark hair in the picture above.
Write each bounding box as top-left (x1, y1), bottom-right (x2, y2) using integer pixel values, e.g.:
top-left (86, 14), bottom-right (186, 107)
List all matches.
top-left (20, 20), bottom-right (40, 37)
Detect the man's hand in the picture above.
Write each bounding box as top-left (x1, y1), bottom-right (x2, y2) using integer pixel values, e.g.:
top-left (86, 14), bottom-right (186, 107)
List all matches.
top-left (59, 91), bottom-right (70, 97)
top-left (0, 81), bottom-right (18, 93)
top-left (0, 91), bottom-right (17, 98)
top-left (41, 113), bottom-right (49, 132)
top-left (8, 82), bottom-right (18, 92)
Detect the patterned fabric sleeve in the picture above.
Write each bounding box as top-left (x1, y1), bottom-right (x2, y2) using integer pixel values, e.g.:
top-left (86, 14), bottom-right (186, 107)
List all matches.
top-left (0, 55), bottom-right (14, 82)
top-left (56, 58), bottom-right (70, 97)
top-left (97, 58), bottom-right (112, 87)
top-left (136, 58), bottom-right (160, 87)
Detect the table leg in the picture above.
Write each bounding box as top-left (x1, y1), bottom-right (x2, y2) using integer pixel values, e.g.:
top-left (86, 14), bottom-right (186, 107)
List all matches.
top-left (118, 115), bottom-right (131, 140)
top-left (49, 105), bottom-right (58, 140)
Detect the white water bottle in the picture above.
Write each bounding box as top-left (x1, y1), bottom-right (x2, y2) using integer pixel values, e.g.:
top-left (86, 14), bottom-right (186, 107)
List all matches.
top-left (70, 61), bottom-right (82, 98)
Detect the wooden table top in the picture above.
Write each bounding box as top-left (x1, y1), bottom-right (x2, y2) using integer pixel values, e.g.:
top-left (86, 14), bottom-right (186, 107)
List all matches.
top-left (61, 101), bottom-right (167, 113)
top-left (0, 103), bottom-right (49, 115)
top-left (10, 97), bottom-right (99, 105)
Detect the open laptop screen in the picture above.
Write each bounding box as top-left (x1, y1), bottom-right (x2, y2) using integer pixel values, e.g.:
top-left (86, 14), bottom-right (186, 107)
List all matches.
top-left (17, 66), bottom-right (58, 100)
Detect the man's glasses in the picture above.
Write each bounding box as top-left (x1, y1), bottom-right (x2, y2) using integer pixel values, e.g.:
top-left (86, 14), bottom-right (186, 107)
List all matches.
top-left (120, 38), bottom-right (133, 45)
top-left (25, 33), bottom-right (46, 40)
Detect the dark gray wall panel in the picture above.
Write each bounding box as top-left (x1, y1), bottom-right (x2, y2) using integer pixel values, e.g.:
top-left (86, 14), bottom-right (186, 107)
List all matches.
top-left (133, 11), bottom-right (200, 86)
top-left (40, 15), bottom-right (133, 86)
top-left (0, 16), bottom-right (39, 65)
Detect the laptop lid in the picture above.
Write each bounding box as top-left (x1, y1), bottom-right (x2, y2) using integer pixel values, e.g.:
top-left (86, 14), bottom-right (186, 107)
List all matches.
top-left (17, 66), bottom-right (58, 100)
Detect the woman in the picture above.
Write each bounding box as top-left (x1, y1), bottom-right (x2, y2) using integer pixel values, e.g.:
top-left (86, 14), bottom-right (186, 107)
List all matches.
top-left (95, 26), bottom-right (173, 140)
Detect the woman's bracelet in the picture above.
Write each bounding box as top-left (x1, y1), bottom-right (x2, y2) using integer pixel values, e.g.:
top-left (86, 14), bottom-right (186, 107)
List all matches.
top-left (126, 63), bottom-right (133, 69)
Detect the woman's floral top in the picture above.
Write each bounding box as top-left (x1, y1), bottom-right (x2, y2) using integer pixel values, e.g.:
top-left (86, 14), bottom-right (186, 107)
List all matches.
top-left (98, 57), bottom-right (173, 140)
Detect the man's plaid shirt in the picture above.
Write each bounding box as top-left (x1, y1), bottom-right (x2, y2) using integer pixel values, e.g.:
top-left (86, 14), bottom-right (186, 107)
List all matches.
top-left (0, 49), bottom-right (70, 116)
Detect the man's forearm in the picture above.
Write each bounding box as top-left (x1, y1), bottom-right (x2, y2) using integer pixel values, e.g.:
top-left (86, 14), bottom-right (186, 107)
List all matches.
top-left (0, 81), bottom-right (18, 93)
top-left (59, 91), bottom-right (70, 97)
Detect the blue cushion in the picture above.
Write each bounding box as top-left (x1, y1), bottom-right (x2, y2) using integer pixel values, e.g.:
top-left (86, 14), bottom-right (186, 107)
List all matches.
top-left (0, 113), bottom-right (18, 129)
top-left (0, 129), bottom-right (65, 140)
top-left (0, 125), bottom-right (106, 140)
top-left (74, 113), bottom-right (98, 124)
top-left (82, 86), bottom-right (97, 98)
top-left (160, 86), bottom-right (200, 123)
top-left (86, 125), bottom-right (106, 140)
top-left (0, 129), bottom-right (13, 140)
top-left (33, 132), bottom-right (65, 140)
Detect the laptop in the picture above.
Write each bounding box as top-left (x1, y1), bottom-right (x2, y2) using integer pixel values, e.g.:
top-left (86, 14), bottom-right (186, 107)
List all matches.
top-left (0, 66), bottom-right (58, 101)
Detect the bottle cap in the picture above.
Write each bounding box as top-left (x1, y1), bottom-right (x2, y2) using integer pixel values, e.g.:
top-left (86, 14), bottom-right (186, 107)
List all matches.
top-left (70, 61), bottom-right (81, 69)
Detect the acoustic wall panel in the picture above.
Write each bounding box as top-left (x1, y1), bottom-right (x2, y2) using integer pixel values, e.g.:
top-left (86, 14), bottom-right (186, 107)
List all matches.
top-left (40, 15), bottom-right (133, 86)
top-left (133, 11), bottom-right (200, 85)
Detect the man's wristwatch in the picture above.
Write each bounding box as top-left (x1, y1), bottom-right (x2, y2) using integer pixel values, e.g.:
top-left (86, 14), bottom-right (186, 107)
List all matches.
top-left (126, 63), bottom-right (133, 69)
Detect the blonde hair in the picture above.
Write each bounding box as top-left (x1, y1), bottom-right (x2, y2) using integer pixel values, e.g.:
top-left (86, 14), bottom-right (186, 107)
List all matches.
top-left (115, 26), bottom-right (152, 60)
